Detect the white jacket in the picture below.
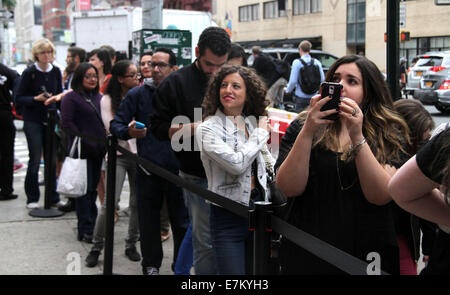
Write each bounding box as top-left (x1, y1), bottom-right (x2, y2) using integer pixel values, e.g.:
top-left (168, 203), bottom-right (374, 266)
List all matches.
top-left (196, 109), bottom-right (275, 206)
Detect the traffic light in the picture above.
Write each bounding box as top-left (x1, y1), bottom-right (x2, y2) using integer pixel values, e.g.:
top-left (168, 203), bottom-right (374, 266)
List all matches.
top-left (400, 31), bottom-right (410, 42)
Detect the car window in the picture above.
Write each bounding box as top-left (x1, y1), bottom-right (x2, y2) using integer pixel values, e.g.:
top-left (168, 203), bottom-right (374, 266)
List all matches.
top-left (416, 57), bottom-right (442, 67)
top-left (313, 54), bottom-right (338, 69)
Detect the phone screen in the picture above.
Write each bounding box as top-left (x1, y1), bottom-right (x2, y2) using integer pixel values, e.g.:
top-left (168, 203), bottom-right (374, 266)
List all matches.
top-left (320, 82), bottom-right (342, 121)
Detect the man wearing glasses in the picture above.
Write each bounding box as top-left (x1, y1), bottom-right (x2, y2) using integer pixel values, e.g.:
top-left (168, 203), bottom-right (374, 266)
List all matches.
top-left (109, 47), bottom-right (188, 275)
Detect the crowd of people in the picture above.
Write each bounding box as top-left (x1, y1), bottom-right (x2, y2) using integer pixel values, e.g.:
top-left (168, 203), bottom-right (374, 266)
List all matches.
top-left (0, 26), bottom-right (448, 276)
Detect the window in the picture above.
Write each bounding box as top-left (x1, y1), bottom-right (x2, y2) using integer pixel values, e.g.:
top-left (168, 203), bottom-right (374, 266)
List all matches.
top-left (239, 4), bottom-right (259, 22)
top-left (264, 1), bottom-right (277, 19)
top-left (263, 1), bottom-right (288, 19)
top-left (293, 0), bottom-right (322, 15)
top-left (347, 0), bottom-right (365, 45)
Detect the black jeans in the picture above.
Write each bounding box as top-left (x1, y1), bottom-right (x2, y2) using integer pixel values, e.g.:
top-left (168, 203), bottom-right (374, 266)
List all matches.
top-left (135, 167), bottom-right (189, 269)
top-left (0, 110), bottom-right (15, 195)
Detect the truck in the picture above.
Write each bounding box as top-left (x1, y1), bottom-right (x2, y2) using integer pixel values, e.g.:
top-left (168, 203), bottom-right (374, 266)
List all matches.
top-left (71, 7), bottom-right (217, 61)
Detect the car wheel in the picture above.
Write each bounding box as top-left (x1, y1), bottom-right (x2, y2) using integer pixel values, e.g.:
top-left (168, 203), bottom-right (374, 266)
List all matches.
top-left (435, 103), bottom-right (450, 115)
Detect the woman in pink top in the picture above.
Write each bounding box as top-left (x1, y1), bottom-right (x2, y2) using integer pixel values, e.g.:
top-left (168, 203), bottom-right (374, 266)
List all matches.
top-left (85, 60), bottom-right (141, 267)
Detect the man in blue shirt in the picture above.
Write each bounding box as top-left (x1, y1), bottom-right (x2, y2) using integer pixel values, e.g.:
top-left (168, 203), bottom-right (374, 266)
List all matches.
top-left (285, 40), bottom-right (325, 112)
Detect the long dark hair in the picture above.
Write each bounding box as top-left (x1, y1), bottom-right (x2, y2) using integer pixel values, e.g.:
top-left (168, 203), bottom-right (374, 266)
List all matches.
top-left (104, 60), bottom-right (134, 115)
top-left (305, 55), bottom-right (410, 164)
top-left (202, 64), bottom-right (269, 119)
top-left (88, 48), bottom-right (112, 75)
top-left (71, 62), bottom-right (99, 95)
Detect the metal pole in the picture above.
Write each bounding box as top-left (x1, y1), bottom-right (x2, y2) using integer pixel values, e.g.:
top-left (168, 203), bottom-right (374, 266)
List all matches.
top-left (142, 0), bottom-right (163, 29)
top-left (386, 0), bottom-right (400, 100)
top-left (29, 109), bottom-right (64, 217)
top-left (103, 135), bottom-right (117, 275)
top-left (252, 201), bottom-right (272, 275)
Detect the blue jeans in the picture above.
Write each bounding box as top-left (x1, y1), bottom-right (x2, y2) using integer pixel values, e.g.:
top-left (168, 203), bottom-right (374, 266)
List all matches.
top-left (23, 120), bottom-right (59, 204)
top-left (75, 157), bottom-right (102, 237)
top-left (180, 172), bottom-right (217, 275)
top-left (210, 204), bottom-right (252, 275)
top-left (175, 222), bottom-right (193, 275)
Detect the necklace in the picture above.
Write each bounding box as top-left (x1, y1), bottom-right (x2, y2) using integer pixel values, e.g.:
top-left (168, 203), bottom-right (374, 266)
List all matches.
top-left (336, 155), bottom-right (358, 191)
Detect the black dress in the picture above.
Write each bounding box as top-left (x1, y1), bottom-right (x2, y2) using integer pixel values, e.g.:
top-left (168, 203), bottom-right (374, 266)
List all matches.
top-left (277, 120), bottom-right (399, 275)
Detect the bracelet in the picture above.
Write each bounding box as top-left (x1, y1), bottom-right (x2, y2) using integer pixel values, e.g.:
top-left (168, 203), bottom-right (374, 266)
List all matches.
top-left (341, 137), bottom-right (366, 162)
top-left (349, 137), bottom-right (366, 151)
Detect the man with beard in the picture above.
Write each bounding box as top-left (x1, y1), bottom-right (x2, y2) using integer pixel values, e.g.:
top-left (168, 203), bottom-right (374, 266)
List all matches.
top-left (150, 27), bottom-right (231, 275)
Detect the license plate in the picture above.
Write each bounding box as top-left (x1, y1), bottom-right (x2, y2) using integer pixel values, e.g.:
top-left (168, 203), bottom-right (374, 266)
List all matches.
top-left (416, 71), bottom-right (423, 76)
top-left (425, 81), bottom-right (433, 87)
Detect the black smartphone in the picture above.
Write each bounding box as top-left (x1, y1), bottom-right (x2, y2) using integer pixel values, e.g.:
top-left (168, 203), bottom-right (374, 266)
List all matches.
top-left (320, 82), bottom-right (342, 121)
top-left (41, 86), bottom-right (51, 99)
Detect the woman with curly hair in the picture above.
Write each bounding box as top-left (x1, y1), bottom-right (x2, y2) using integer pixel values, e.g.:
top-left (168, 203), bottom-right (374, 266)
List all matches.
top-left (196, 64), bottom-right (273, 274)
top-left (275, 55), bottom-right (410, 274)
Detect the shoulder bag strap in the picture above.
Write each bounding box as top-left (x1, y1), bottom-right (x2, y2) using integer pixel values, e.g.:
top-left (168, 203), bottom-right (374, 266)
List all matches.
top-left (83, 96), bottom-right (105, 130)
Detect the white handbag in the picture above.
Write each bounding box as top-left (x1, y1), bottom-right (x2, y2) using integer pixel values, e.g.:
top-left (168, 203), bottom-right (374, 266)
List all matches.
top-left (56, 137), bottom-right (87, 198)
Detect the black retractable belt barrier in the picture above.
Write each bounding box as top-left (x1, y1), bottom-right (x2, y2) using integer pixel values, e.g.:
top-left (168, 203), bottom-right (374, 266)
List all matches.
top-left (103, 135), bottom-right (117, 275)
top-left (29, 109), bottom-right (65, 218)
top-left (271, 215), bottom-right (390, 275)
top-left (56, 128), bottom-right (391, 275)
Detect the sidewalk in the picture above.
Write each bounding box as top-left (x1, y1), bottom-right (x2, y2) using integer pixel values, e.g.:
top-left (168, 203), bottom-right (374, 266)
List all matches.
top-left (0, 120), bottom-right (174, 275)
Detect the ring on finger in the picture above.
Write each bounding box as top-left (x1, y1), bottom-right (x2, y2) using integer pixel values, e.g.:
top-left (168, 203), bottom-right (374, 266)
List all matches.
top-left (351, 109), bottom-right (358, 117)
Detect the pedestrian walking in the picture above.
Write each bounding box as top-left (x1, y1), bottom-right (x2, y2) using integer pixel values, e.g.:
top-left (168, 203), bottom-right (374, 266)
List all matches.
top-left (85, 60), bottom-right (141, 267)
top-left (275, 55), bottom-right (410, 274)
top-left (150, 27), bottom-right (231, 275)
top-left (110, 48), bottom-right (188, 275)
top-left (196, 64), bottom-right (273, 274)
top-left (0, 63), bottom-right (19, 201)
top-left (60, 62), bottom-right (106, 243)
top-left (15, 38), bottom-right (64, 209)
top-left (285, 40), bottom-right (325, 112)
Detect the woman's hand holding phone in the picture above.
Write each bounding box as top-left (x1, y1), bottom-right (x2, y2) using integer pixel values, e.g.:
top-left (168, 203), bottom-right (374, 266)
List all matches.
top-left (338, 97), bottom-right (364, 144)
top-left (303, 94), bottom-right (339, 138)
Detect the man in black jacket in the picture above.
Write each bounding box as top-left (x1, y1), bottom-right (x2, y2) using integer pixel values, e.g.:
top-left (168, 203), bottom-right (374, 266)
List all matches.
top-left (150, 27), bottom-right (231, 275)
top-left (0, 63), bottom-right (19, 200)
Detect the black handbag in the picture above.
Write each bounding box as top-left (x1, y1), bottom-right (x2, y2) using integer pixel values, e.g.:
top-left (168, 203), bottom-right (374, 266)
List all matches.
top-left (261, 149), bottom-right (287, 207)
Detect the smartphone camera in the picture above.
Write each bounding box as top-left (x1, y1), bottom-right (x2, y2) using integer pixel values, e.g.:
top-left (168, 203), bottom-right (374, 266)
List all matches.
top-left (320, 82), bottom-right (342, 121)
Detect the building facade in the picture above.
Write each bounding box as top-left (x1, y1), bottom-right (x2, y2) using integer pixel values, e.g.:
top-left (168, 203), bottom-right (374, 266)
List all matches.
top-left (213, 0), bottom-right (450, 71)
top-left (164, 0), bottom-right (212, 11)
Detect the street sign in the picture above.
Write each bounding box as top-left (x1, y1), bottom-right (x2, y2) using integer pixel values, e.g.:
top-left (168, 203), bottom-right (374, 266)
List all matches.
top-left (132, 29), bottom-right (192, 67)
top-left (399, 3), bottom-right (406, 28)
top-left (0, 9), bottom-right (14, 20)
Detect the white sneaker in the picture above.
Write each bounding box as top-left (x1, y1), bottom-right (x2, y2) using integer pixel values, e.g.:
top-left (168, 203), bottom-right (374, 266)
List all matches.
top-left (53, 201), bottom-right (65, 208)
top-left (26, 202), bottom-right (40, 209)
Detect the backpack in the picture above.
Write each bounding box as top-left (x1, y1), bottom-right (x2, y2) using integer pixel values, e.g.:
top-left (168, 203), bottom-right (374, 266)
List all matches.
top-left (298, 58), bottom-right (321, 94)
top-left (272, 58), bottom-right (291, 81)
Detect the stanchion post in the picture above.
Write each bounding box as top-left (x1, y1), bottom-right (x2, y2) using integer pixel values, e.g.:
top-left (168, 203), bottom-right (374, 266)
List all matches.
top-left (29, 109), bottom-right (64, 218)
top-left (252, 201), bottom-right (273, 275)
top-left (103, 135), bottom-right (117, 275)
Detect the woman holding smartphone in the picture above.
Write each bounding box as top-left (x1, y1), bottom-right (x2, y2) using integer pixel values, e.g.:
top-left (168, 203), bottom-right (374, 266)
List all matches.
top-left (60, 62), bottom-right (106, 243)
top-left (275, 55), bottom-right (410, 274)
top-left (15, 38), bottom-right (63, 209)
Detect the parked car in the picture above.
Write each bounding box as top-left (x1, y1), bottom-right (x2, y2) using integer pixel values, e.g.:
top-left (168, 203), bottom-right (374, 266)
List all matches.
top-left (405, 51), bottom-right (450, 99)
top-left (415, 67), bottom-right (450, 114)
top-left (246, 47), bottom-right (338, 73)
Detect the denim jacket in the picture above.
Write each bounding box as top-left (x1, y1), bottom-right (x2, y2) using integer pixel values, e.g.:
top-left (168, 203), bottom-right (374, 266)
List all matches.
top-left (196, 109), bottom-right (274, 206)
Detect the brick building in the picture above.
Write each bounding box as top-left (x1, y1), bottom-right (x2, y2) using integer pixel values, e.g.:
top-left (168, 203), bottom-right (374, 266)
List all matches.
top-left (164, 0), bottom-right (211, 12)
